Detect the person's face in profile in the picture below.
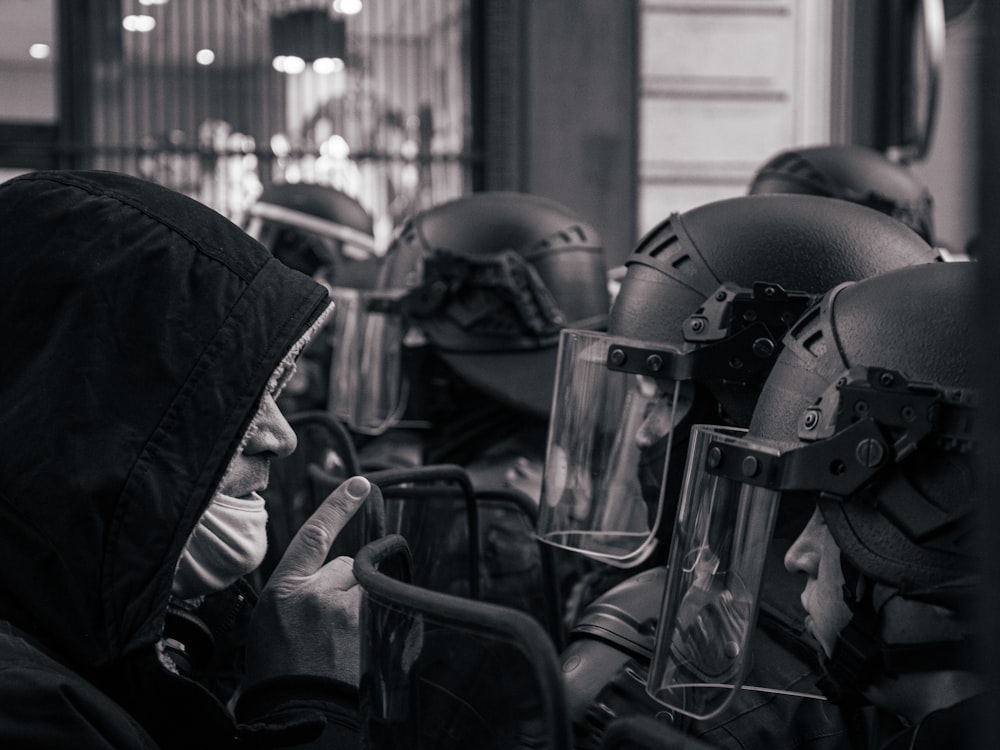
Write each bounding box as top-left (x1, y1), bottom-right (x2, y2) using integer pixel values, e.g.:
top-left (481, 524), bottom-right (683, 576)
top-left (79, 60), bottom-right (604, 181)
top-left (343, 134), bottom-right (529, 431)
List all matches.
top-left (783, 506), bottom-right (852, 657)
top-left (221, 393), bottom-right (298, 499)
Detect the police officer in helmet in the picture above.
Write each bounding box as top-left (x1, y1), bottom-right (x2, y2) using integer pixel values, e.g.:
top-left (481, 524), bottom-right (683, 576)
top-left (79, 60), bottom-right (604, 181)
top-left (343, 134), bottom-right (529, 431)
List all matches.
top-left (653, 261), bottom-right (981, 748)
top-left (329, 191), bottom-right (610, 611)
top-left (245, 182), bottom-right (379, 413)
top-left (537, 193), bottom-right (939, 748)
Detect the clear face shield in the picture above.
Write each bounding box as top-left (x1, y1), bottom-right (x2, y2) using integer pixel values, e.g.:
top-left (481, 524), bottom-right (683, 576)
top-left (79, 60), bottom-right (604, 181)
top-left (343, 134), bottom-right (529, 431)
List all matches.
top-left (646, 424), bottom-right (784, 719)
top-left (536, 283), bottom-right (818, 568)
top-left (537, 328), bottom-right (694, 567)
top-left (645, 364), bottom-right (979, 720)
top-left (328, 287), bottom-right (412, 435)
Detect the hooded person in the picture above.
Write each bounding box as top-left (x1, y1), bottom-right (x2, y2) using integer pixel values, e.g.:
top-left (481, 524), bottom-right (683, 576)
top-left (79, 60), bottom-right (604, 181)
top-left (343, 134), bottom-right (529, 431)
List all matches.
top-left (0, 170), bottom-right (375, 748)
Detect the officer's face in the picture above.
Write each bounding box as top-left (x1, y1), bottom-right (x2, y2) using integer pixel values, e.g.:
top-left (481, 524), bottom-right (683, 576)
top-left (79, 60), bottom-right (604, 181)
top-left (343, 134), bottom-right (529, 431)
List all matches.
top-left (634, 376), bottom-right (693, 448)
top-left (635, 377), bottom-right (694, 526)
top-left (783, 506), bottom-right (852, 657)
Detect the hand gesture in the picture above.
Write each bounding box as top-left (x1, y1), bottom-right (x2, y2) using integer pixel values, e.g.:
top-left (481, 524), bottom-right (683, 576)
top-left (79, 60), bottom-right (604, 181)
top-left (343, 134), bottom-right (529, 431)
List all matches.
top-left (245, 475), bottom-right (372, 689)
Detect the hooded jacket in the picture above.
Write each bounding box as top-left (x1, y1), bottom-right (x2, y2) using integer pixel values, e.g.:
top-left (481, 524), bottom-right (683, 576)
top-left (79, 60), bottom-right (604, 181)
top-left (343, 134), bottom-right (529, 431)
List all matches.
top-left (0, 171), bottom-right (351, 747)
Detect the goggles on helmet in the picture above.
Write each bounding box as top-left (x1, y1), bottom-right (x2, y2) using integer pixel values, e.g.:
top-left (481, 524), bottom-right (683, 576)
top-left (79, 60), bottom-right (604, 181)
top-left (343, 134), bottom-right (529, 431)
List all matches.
top-left (535, 283), bottom-right (815, 567)
top-left (245, 202), bottom-right (377, 264)
top-left (646, 366), bottom-right (977, 719)
top-left (329, 248), bottom-right (570, 434)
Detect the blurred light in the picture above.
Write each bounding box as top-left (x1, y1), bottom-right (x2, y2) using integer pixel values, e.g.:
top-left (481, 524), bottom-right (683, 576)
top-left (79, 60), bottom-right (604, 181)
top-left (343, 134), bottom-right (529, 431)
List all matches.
top-left (270, 133), bottom-right (291, 158)
top-left (139, 0), bottom-right (169, 5)
top-left (272, 55), bottom-right (306, 74)
top-left (400, 139), bottom-right (418, 160)
top-left (28, 44), bottom-right (50, 60)
top-left (333, 0), bottom-right (363, 15)
top-left (401, 163), bottom-right (418, 190)
top-left (122, 15), bottom-right (157, 33)
top-left (321, 134), bottom-right (351, 159)
top-left (312, 57), bottom-right (345, 74)
top-left (196, 48), bottom-right (215, 65)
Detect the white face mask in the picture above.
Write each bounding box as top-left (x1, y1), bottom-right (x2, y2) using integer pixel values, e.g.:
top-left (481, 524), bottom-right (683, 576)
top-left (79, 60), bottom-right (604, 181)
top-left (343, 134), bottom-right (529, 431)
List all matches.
top-left (170, 302), bottom-right (334, 601)
top-left (171, 491), bottom-right (268, 600)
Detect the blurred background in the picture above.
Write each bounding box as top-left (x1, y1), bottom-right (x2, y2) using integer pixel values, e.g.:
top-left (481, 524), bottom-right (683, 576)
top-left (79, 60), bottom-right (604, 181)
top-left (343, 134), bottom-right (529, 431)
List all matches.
top-left (0, 0), bottom-right (988, 264)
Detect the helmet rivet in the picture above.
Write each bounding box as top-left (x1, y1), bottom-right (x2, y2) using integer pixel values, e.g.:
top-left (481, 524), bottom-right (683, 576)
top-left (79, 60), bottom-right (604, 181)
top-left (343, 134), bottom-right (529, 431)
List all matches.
top-left (879, 372), bottom-right (895, 388)
top-left (752, 337), bottom-right (775, 358)
top-left (855, 438), bottom-right (885, 468)
top-left (901, 405), bottom-right (916, 422)
top-left (715, 291), bottom-right (727, 302)
top-left (742, 309), bottom-right (758, 322)
top-left (802, 409), bottom-right (820, 430)
top-left (854, 400), bottom-right (869, 416)
top-left (706, 446), bottom-right (723, 469)
top-left (763, 286), bottom-right (776, 297)
top-left (729, 356), bottom-right (744, 370)
top-left (610, 348), bottom-right (626, 366)
top-left (690, 317), bottom-right (706, 333)
top-left (646, 354), bottom-right (663, 372)
top-left (741, 455), bottom-right (760, 477)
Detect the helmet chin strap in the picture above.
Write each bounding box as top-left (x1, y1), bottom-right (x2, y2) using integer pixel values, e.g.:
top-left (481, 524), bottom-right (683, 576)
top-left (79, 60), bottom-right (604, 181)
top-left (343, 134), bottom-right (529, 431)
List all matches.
top-left (816, 559), bottom-right (975, 706)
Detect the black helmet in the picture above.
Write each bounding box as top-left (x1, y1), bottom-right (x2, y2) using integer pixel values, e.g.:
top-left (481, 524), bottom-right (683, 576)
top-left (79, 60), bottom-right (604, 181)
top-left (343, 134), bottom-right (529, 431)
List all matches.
top-left (538, 194), bottom-right (939, 567)
top-left (748, 144), bottom-right (935, 244)
top-left (245, 182), bottom-right (379, 288)
top-left (650, 262), bottom-right (980, 711)
top-left (244, 183), bottom-right (378, 412)
top-left (749, 261), bottom-right (978, 593)
top-left (386, 191), bottom-right (610, 419)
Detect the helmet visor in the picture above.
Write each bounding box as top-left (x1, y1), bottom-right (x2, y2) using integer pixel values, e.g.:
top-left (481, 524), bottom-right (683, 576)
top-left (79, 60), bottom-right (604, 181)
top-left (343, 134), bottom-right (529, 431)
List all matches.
top-left (647, 425), bottom-right (781, 720)
top-left (537, 328), bottom-right (688, 567)
top-left (245, 207), bottom-right (376, 262)
top-left (328, 287), bottom-right (408, 434)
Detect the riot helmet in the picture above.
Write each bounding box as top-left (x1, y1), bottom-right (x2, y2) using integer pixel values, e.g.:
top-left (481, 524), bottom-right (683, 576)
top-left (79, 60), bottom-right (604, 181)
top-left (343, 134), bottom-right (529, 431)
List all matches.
top-left (245, 183), bottom-right (379, 412)
top-left (245, 182), bottom-right (378, 286)
top-left (329, 191), bottom-right (610, 434)
top-left (749, 143), bottom-right (936, 245)
top-left (648, 262), bottom-right (980, 717)
top-left (537, 194), bottom-right (940, 568)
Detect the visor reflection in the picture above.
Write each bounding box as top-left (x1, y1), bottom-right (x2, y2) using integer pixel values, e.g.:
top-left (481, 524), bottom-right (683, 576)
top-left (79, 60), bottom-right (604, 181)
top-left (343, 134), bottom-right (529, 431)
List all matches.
top-left (647, 425), bottom-right (782, 719)
top-left (537, 329), bottom-right (687, 566)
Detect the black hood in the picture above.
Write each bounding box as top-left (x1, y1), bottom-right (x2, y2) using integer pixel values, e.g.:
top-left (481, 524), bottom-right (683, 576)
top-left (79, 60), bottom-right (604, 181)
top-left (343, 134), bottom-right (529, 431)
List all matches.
top-left (0, 171), bottom-right (329, 674)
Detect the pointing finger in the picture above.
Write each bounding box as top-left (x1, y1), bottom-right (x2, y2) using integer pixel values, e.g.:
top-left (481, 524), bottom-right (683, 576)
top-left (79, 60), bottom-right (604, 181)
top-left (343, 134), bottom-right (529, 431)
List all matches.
top-left (271, 475), bottom-right (371, 581)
